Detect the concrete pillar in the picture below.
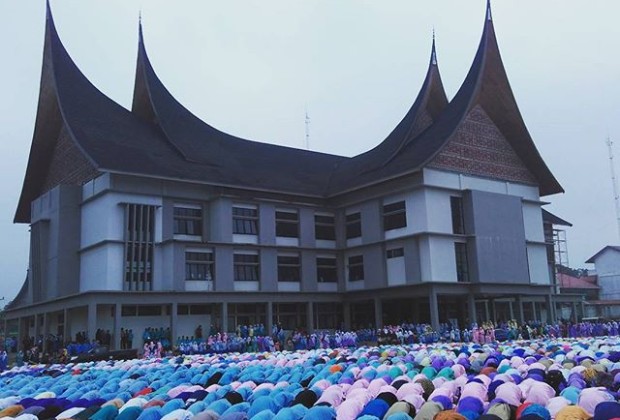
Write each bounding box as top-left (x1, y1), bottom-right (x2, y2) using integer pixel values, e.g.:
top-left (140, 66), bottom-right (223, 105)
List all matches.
top-left (221, 302), bottom-right (229, 333)
top-left (265, 302), bottom-right (273, 336)
top-left (16, 317), bottom-right (22, 350)
top-left (545, 295), bottom-right (554, 323)
top-left (531, 301), bottom-right (537, 322)
top-left (484, 301), bottom-right (489, 322)
top-left (113, 304), bottom-right (122, 350)
top-left (62, 309), bottom-right (68, 346)
top-left (33, 314), bottom-right (40, 344)
top-left (490, 299), bottom-right (497, 321)
top-left (572, 301), bottom-right (578, 323)
top-left (307, 302), bottom-right (314, 333)
top-left (467, 294), bottom-right (477, 327)
top-left (169, 302), bottom-right (177, 349)
top-left (374, 297), bottom-right (383, 329)
top-left (580, 301), bottom-right (585, 321)
top-left (516, 296), bottom-right (525, 325)
top-left (429, 287), bottom-right (440, 331)
top-left (42, 313), bottom-right (49, 353)
top-left (87, 303), bottom-right (97, 342)
top-left (343, 302), bottom-right (351, 330)
top-left (509, 301), bottom-right (515, 320)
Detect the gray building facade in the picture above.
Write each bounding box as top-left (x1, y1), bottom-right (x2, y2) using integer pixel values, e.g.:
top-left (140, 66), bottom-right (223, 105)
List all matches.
top-left (5, 3), bottom-right (572, 350)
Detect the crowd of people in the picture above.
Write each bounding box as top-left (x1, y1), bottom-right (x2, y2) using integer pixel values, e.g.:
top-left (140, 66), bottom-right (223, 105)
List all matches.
top-left (3, 319), bottom-right (620, 365)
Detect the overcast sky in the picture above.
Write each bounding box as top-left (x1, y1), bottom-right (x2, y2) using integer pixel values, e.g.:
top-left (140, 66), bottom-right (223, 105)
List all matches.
top-left (0, 1), bottom-right (619, 304)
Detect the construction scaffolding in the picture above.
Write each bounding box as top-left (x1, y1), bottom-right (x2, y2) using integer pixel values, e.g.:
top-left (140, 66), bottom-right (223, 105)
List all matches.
top-left (553, 228), bottom-right (569, 268)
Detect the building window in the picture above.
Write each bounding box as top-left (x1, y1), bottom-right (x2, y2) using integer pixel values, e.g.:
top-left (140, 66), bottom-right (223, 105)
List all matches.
top-left (276, 209), bottom-right (299, 238)
top-left (346, 212), bottom-right (362, 239)
top-left (317, 257), bottom-right (338, 283)
top-left (348, 255), bottom-right (364, 282)
top-left (386, 248), bottom-right (404, 259)
top-left (234, 253), bottom-right (259, 281)
top-left (174, 206), bottom-right (202, 235)
top-left (233, 205), bottom-right (258, 235)
top-left (455, 243), bottom-right (470, 283)
top-left (315, 214), bottom-right (336, 240)
top-left (278, 255), bottom-right (301, 282)
top-left (124, 203), bottom-right (156, 291)
top-left (185, 251), bottom-right (214, 281)
top-left (451, 197), bottom-right (465, 234)
top-left (383, 201), bottom-right (407, 231)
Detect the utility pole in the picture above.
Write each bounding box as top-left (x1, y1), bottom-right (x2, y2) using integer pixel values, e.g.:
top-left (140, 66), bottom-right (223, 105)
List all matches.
top-left (606, 137), bottom-right (620, 242)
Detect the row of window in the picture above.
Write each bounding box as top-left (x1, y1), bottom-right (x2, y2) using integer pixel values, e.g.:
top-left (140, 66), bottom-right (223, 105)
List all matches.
top-left (174, 198), bottom-right (458, 240)
top-left (185, 246), bottom-right (415, 283)
top-left (185, 252), bottom-right (339, 283)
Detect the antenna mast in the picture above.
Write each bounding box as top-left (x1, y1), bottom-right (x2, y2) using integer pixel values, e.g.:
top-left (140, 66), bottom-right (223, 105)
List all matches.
top-left (305, 108), bottom-right (310, 150)
top-left (606, 137), bottom-right (620, 241)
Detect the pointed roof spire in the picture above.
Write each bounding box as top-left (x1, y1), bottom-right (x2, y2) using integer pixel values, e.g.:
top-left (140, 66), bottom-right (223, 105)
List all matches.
top-left (431, 27), bottom-right (437, 66)
top-left (486, 0), bottom-right (493, 21)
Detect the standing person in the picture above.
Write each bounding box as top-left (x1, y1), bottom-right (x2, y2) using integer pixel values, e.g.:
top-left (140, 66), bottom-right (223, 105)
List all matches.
top-left (128, 329), bottom-right (134, 349)
top-left (0, 350), bottom-right (7, 371)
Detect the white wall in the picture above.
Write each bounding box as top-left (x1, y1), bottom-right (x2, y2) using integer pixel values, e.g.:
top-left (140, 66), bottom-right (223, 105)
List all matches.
top-left (419, 236), bottom-right (457, 282)
top-left (177, 315), bottom-right (212, 340)
top-left (80, 192), bottom-right (162, 292)
top-left (527, 245), bottom-right (550, 284)
top-left (593, 250), bottom-right (620, 300)
top-left (80, 244), bottom-right (125, 292)
top-left (522, 203), bottom-right (545, 242)
top-left (387, 256), bottom-right (406, 286)
top-left (278, 282), bottom-right (301, 292)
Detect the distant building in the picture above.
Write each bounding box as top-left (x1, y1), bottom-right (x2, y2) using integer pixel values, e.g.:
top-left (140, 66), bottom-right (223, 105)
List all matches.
top-left (585, 246), bottom-right (620, 318)
top-left (4, 2), bottom-right (574, 350)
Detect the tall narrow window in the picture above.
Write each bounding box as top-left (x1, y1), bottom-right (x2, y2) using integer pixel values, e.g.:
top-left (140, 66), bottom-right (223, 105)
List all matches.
top-left (383, 201), bottom-right (407, 231)
top-left (124, 204), bottom-right (156, 291)
top-left (315, 214), bottom-right (336, 240)
top-left (451, 197), bottom-right (465, 234)
top-left (233, 253), bottom-right (260, 281)
top-left (232, 206), bottom-right (258, 235)
top-left (185, 251), bottom-right (214, 281)
top-left (276, 209), bottom-right (299, 238)
top-left (277, 255), bottom-right (301, 282)
top-left (346, 212), bottom-right (362, 239)
top-left (348, 255), bottom-right (364, 282)
top-left (317, 257), bottom-right (338, 283)
top-left (455, 243), bottom-right (470, 283)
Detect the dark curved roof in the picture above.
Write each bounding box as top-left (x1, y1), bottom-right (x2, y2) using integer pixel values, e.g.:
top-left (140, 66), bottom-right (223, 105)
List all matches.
top-left (327, 37), bottom-right (449, 193)
top-left (328, 1), bottom-right (563, 196)
top-left (15, 1), bottom-right (563, 223)
top-left (131, 22), bottom-right (345, 196)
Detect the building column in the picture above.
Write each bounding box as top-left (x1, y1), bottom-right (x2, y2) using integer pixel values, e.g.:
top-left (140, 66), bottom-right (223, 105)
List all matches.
top-left (342, 302), bottom-right (351, 330)
top-left (531, 301), bottom-right (537, 322)
top-left (516, 296), bottom-right (525, 325)
top-left (509, 300), bottom-right (515, 320)
top-left (87, 303), bottom-right (97, 342)
top-left (169, 302), bottom-right (177, 349)
top-left (113, 304), bottom-right (122, 350)
top-left (490, 299), bottom-right (497, 321)
top-left (62, 308), bottom-right (68, 345)
top-left (374, 297), bottom-right (383, 329)
top-left (571, 301), bottom-right (578, 323)
top-left (33, 314), bottom-right (40, 345)
top-left (484, 301), bottom-right (489, 322)
top-left (467, 294), bottom-right (477, 327)
top-left (221, 302), bottom-right (229, 333)
top-left (429, 287), bottom-right (440, 331)
top-left (306, 302), bottom-right (314, 333)
top-left (42, 313), bottom-right (49, 353)
top-left (580, 301), bottom-right (585, 321)
top-left (266, 302), bottom-right (273, 336)
top-left (16, 317), bottom-right (22, 350)
top-left (545, 295), bottom-right (554, 323)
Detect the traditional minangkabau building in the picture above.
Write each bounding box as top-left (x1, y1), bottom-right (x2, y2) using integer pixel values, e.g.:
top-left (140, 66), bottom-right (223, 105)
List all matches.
top-left (5, 1), bottom-right (575, 350)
